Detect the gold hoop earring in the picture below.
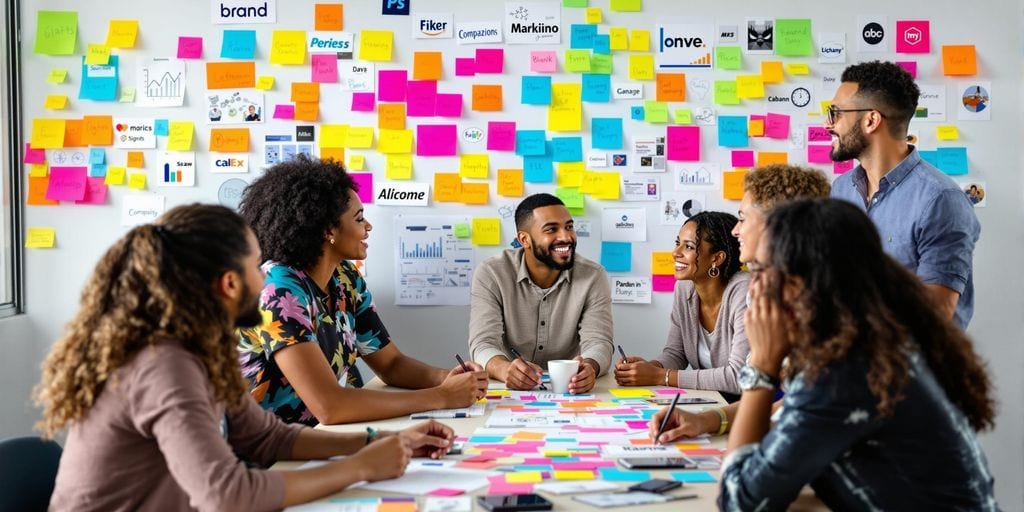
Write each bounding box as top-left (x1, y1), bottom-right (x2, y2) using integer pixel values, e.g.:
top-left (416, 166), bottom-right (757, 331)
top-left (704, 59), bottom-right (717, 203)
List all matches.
top-left (708, 264), bottom-right (720, 278)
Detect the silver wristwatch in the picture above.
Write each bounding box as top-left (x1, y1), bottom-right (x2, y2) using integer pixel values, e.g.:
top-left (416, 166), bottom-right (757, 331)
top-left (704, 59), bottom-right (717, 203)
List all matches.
top-left (738, 365), bottom-right (780, 391)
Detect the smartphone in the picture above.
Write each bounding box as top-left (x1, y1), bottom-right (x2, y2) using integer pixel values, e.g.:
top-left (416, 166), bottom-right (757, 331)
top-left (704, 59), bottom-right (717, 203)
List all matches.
top-left (617, 457), bottom-right (697, 470)
top-left (477, 494), bottom-right (554, 512)
top-left (647, 396), bottom-right (718, 406)
top-left (627, 479), bottom-right (683, 494)
top-left (448, 441), bottom-right (463, 455)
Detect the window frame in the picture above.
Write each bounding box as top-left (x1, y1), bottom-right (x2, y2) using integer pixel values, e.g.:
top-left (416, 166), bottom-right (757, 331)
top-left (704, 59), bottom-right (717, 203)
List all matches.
top-left (0, 0), bottom-right (24, 319)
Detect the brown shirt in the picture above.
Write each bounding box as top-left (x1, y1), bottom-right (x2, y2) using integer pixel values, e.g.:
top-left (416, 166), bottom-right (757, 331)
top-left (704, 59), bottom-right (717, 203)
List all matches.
top-left (49, 342), bottom-right (305, 512)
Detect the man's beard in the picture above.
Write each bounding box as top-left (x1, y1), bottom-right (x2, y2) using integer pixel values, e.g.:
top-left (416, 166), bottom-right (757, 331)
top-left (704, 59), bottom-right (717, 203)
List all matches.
top-left (830, 120), bottom-right (868, 162)
top-left (533, 239), bottom-right (576, 271)
top-left (235, 281), bottom-right (263, 328)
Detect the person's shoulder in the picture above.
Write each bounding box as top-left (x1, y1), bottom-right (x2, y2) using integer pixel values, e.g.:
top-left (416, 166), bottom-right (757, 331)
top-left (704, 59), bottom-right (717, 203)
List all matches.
top-left (725, 272), bottom-right (751, 296)
top-left (910, 158), bottom-right (964, 194)
top-left (122, 341), bottom-right (207, 387)
top-left (572, 253), bottom-right (606, 275)
top-left (481, 249), bottom-right (521, 272)
top-left (262, 261), bottom-right (310, 293)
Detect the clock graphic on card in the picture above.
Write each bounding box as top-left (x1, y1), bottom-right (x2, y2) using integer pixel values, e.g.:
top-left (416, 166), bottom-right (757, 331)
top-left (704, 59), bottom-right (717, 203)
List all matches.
top-left (791, 87), bottom-right (811, 108)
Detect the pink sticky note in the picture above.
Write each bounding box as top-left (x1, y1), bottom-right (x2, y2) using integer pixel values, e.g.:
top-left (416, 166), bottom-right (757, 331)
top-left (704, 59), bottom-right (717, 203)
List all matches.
top-left (177, 36), bottom-right (203, 59)
top-left (764, 113), bottom-right (790, 139)
top-left (474, 48), bottom-right (504, 73)
top-left (488, 482), bottom-right (534, 495)
top-left (350, 173), bottom-right (373, 203)
top-left (625, 420), bottom-right (649, 430)
top-left (681, 448), bottom-right (724, 456)
top-left (76, 177), bottom-right (108, 205)
top-left (731, 150), bottom-right (755, 167)
top-left (428, 488), bottom-right (465, 497)
top-left (530, 50), bottom-right (557, 73)
top-left (666, 126), bottom-right (700, 161)
top-left (406, 80), bottom-right (438, 117)
top-left (652, 275), bottom-right (676, 292)
top-left (377, 69), bottom-right (408, 102)
top-left (311, 54), bottom-right (338, 83)
top-left (896, 60), bottom-right (918, 79)
top-left (655, 388), bottom-right (687, 395)
top-left (457, 460), bottom-right (499, 470)
top-left (455, 57), bottom-right (476, 77)
top-left (833, 160), bottom-right (855, 174)
top-left (487, 121), bottom-right (516, 151)
top-left (895, 20), bottom-right (930, 54)
top-left (273, 104), bottom-right (295, 119)
top-left (435, 93), bottom-right (463, 117)
top-left (807, 144), bottom-right (833, 164)
top-left (351, 92), bottom-right (375, 112)
top-left (416, 124), bottom-right (457, 156)
top-left (45, 167), bottom-right (88, 201)
top-left (24, 143), bottom-right (45, 164)
top-left (807, 126), bottom-right (832, 142)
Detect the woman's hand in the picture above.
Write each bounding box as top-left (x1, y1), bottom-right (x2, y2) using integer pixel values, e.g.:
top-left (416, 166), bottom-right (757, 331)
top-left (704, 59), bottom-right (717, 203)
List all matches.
top-left (347, 436), bottom-right (411, 481)
top-left (395, 419), bottom-right (455, 459)
top-left (614, 357), bottom-right (667, 386)
top-left (648, 408), bottom-right (719, 444)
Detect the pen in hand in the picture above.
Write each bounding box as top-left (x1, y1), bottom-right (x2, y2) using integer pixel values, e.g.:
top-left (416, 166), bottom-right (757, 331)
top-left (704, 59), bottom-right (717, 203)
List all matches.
top-left (617, 344), bottom-right (628, 364)
top-left (508, 347), bottom-right (546, 390)
top-left (654, 392), bottom-right (681, 445)
top-left (455, 353), bottom-right (470, 372)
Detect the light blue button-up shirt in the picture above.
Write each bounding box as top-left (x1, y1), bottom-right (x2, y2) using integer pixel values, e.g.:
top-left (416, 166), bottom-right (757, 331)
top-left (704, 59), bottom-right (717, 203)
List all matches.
top-left (831, 147), bottom-right (980, 329)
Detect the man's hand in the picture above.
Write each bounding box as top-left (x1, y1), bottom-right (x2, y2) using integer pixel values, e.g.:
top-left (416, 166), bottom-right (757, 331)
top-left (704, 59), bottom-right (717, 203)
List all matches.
top-left (568, 356), bottom-right (596, 394)
top-left (447, 362), bottom-right (489, 398)
top-left (397, 420), bottom-right (455, 459)
top-left (502, 358), bottom-right (543, 390)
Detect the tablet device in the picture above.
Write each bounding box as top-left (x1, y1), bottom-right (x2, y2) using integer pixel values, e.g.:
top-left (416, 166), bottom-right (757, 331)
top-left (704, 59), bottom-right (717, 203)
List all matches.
top-left (617, 456), bottom-right (698, 470)
top-left (627, 478), bottom-right (682, 493)
top-left (477, 494), bottom-right (553, 512)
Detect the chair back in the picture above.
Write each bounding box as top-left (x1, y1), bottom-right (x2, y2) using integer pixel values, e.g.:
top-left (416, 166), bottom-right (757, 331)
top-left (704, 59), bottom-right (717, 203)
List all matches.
top-left (0, 436), bottom-right (63, 512)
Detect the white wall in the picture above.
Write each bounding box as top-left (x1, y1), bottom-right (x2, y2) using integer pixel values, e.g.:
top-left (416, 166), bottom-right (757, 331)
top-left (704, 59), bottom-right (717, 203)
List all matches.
top-left (2, 0), bottom-right (1021, 508)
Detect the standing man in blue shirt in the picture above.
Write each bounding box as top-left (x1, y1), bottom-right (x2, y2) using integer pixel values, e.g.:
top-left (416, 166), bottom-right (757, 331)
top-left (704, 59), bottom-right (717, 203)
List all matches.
top-left (828, 61), bottom-right (980, 329)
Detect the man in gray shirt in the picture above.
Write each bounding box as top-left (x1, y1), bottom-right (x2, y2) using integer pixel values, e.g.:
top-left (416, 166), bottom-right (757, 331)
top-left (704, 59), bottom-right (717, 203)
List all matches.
top-left (469, 193), bottom-right (613, 392)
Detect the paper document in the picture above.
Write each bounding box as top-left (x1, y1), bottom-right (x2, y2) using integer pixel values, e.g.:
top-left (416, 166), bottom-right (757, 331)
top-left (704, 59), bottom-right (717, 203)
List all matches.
top-left (411, 402), bottom-right (487, 419)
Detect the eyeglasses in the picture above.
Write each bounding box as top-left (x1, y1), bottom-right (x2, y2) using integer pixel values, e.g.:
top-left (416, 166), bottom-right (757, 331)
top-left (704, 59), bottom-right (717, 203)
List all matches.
top-left (745, 261), bottom-right (770, 274)
top-left (826, 105), bottom-right (886, 125)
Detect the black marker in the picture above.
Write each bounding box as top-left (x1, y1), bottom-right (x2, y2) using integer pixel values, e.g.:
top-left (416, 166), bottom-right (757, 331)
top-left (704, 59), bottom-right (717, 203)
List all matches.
top-left (617, 344), bottom-right (628, 363)
top-left (655, 393), bottom-right (681, 445)
top-left (455, 353), bottom-right (470, 372)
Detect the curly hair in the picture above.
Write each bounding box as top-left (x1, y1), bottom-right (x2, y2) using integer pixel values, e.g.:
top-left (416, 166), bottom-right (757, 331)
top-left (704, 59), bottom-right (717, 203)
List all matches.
top-left (744, 164), bottom-right (831, 209)
top-left (239, 154), bottom-right (356, 270)
top-left (684, 211), bottom-right (741, 283)
top-left (34, 204), bottom-right (253, 438)
top-left (841, 60), bottom-right (920, 138)
top-left (764, 199), bottom-right (994, 431)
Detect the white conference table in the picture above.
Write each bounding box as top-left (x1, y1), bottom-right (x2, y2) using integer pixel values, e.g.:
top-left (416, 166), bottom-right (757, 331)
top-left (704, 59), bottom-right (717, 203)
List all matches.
top-left (273, 373), bottom-right (826, 511)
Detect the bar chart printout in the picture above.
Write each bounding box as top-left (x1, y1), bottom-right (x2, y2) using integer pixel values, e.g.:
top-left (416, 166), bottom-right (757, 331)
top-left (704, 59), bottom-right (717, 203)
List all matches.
top-left (394, 215), bottom-right (475, 306)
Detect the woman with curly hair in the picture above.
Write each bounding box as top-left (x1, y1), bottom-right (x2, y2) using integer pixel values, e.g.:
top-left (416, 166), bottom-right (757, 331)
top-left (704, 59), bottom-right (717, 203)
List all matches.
top-left (717, 199), bottom-right (997, 510)
top-left (37, 204), bottom-right (456, 512)
top-left (238, 155), bottom-right (488, 425)
top-left (615, 212), bottom-right (749, 398)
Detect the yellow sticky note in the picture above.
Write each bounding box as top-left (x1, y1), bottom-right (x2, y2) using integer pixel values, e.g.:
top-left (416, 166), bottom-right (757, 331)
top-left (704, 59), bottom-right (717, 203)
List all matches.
top-left (748, 119), bottom-right (765, 136)
top-left (542, 449), bottom-right (572, 458)
top-left (345, 127), bottom-right (374, 149)
top-left (385, 154), bottom-right (413, 179)
top-left (47, 69), bottom-right (67, 83)
top-left (44, 95), bottom-right (68, 110)
top-left (31, 119), bottom-right (66, 149)
top-left (785, 63), bottom-right (809, 75)
top-left (471, 218), bottom-right (501, 245)
top-left (629, 30), bottom-right (650, 52)
top-left (378, 129), bottom-right (413, 154)
top-left (760, 61), bottom-right (784, 83)
top-left (651, 251), bottom-right (675, 275)
top-left (511, 431), bottom-right (546, 440)
top-left (127, 172), bottom-right (147, 190)
top-left (320, 124), bottom-right (348, 148)
top-left (166, 121), bottom-right (194, 151)
top-left (609, 27), bottom-right (628, 50)
top-left (609, 388), bottom-right (654, 398)
top-left (736, 75), bottom-right (765, 99)
top-left (936, 125), bottom-right (960, 141)
top-left (507, 472), bottom-right (543, 484)
top-left (593, 172), bottom-right (620, 199)
top-left (497, 169), bottom-right (524, 197)
top-left (269, 30), bottom-right (307, 65)
top-left (557, 162), bottom-right (584, 187)
top-left (105, 20), bottom-right (139, 48)
top-left (548, 83), bottom-right (583, 132)
top-left (459, 154), bottom-right (489, 179)
top-left (628, 54), bottom-right (655, 80)
top-left (85, 44), bottom-right (111, 65)
top-left (358, 30), bottom-right (394, 62)
top-left (29, 163), bottom-right (48, 178)
top-left (105, 166), bottom-right (126, 185)
top-left (25, 228), bottom-right (56, 248)
top-left (585, 7), bottom-right (602, 24)
top-left (348, 154), bottom-right (365, 171)
top-left (610, 0), bottom-right (642, 11)
top-left (255, 76), bottom-right (275, 90)
top-left (674, 109), bottom-right (693, 124)
top-left (553, 470), bottom-right (596, 481)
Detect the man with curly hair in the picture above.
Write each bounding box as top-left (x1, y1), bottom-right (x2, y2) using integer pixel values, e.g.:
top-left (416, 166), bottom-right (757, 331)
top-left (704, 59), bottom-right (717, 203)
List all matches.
top-left (827, 61), bottom-right (980, 329)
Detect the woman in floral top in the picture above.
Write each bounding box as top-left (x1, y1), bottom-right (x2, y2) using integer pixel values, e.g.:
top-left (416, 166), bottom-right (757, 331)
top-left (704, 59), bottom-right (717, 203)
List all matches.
top-left (238, 155), bottom-right (488, 426)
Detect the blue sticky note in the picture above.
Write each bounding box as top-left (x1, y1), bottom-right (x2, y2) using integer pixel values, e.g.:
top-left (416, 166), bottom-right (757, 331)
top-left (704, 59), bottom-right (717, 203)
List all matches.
top-left (718, 115), bottom-right (749, 148)
top-left (516, 130), bottom-right (548, 156)
top-left (601, 241), bottom-right (632, 272)
top-left (154, 119), bottom-right (170, 137)
top-left (550, 456), bottom-right (581, 462)
top-left (79, 55), bottom-right (119, 101)
top-left (919, 150), bottom-right (939, 168)
top-left (524, 155), bottom-right (554, 182)
top-left (631, 106), bottom-right (645, 121)
top-left (521, 75), bottom-right (553, 105)
top-left (89, 148), bottom-right (105, 164)
top-left (641, 409), bottom-right (657, 419)
top-left (570, 24), bottom-right (598, 49)
top-left (512, 465), bottom-right (554, 472)
top-left (88, 163), bottom-right (107, 177)
top-left (469, 435), bottom-right (508, 443)
top-left (551, 136), bottom-right (583, 162)
top-left (599, 468), bottom-right (651, 482)
top-left (670, 471), bottom-right (718, 483)
top-left (524, 401), bottom-right (559, 407)
top-left (221, 30), bottom-right (257, 59)
top-left (593, 34), bottom-right (611, 55)
top-left (581, 73), bottom-right (611, 102)
top-left (591, 118), bottom-right (623, 149)
top-left (936, 147), bottom-right (968, 175)
top-left (612, 414), bottom-right (641, 419)
top-left (546, 438), bottom-right (577, 443)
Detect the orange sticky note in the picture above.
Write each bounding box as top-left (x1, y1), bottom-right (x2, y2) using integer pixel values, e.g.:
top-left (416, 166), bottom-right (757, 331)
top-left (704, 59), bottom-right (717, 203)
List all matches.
top-left (722, 170), bottom-right (746, 200)
top-left (434, 173), bottom-right (462, 202)
top-left (63, 119), bottom-right (86, 148)
top-left (460, 182), bottom-right (489, 205)
top-left (27, 176), bottom-right (58, 205)
top-left (378, 103), bottom-right (406, 129)
top-left (210, 128), bottom-right (250, 152)
top-left (942, 45), bottom-right (977, 76)
top-left (651, 251), bottom-right (675, 275)
top-left (748, 119), bottom-right (765, 136)
top-left (83, 115), bottom-right (113, 146)
top-left (472, 84), bottom-right (503, 112)
top-left (127, 151), bottom-right (144, 168)
top-left (206, 61), bottom-right (256, 89)
top-left (320, 147), bottom-right (345, 163)
top-left (756, 151), bottom-right (788, 166)
top-left (760, 61), bottom-right (784, 83)
top-left (314, 3), bottom-right (343, 31)
top-left (655, 73), bottom-right (686, 102)
top-left (413, 51), bottom-right (443, 80)
top-left (291, 82), bottom-right (321, 103)
top-left (294, 102), bottom-right (319, 121)
top-left (497, 169), bottom-right (524, 197)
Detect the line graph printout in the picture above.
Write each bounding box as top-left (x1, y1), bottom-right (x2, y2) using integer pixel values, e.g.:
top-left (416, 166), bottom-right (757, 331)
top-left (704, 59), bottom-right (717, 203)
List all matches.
top-left (394, 215), bottom-right (475, 306)
top-left (136, 58), bottom-right (186, 107)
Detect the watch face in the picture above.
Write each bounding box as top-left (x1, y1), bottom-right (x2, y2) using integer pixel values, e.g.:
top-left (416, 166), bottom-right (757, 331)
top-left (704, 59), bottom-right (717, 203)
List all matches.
top-left (791, 87), bottom-right (811, 108)
top-left (738, 366), bottom-right (757, 388)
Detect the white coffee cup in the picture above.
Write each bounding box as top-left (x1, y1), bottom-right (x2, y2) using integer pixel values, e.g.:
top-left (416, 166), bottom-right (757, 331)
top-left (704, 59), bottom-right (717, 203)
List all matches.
top-left (547, 359), bottom-right (580, 394)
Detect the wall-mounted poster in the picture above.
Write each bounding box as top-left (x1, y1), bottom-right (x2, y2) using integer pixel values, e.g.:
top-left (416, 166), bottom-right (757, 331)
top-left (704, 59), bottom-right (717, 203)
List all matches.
top-left (204, 90), bottom-right (264, 124)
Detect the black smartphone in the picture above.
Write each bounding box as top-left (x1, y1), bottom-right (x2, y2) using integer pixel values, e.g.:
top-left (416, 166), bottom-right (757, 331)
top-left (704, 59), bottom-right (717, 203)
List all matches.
top-left (617, 457), bottom-right (697, 470)
top-left (647, 396), bottom-right (718, 406)
top-left (477, 494), bottom-right (554, 512)
top-left (627, 478), bottom-right (683, 494)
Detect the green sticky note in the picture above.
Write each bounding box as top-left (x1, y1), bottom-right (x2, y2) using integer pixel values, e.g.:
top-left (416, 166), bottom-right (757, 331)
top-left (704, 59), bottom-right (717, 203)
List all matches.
top-left (590, 54), bottom-right (613, 75)
top-left (47, 69), bottom-right (68, 83)
top-left (774, 19), bottom-right (813, 56)
top-left (714, 80), bottom-right (740, 105)
top-left (715, 46), bottom-right (742, 70)
top-left (610, 0), bottom-right (642, 11)
top-left (564, 49), bottom-right (592, 72)
top-left (643, 101), bottom-right (669, 123)
top-left (35, 11), bottom-right (78, 55)
top-left (454, 223), bottom-right (471, 239)
top-left (674, 109), bottom-right (693, 124)
top-left (555, 187), bottom-right (585, 213)
top-left (563, 0), bottom-right (588, 6)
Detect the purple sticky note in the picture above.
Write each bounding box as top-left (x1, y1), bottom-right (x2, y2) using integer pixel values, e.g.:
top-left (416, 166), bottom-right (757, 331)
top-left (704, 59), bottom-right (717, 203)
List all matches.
top-left (273, 104), bottom-right (295, 119)
top-left (731, 150), bottom-right (755, 167)
top-left (311, 54), bottom-right (338, 83)
top-left (666, 125), bottom-right (700, 161)
top-left (487, 121), bottom-right (516, 151)
top-left (177, 36), bottom-right (203, 59)
top-left (416, 124), bottom-right (458, 156)
top-left (807, 126), bottom-right (832, 142)
top-left (654, 388), bottom-right (687, 395)
top-left (406, 80), bottom-right (438, 117)
top-left (435, 93), bottom-right (463, 117)
top-left (474, 48), bottom-right (504, 73)
top-left (45, 166), bottom-right (88, 201)
top-left (530, 50), bottom-right (557, 73)
top-left (75, 177), bottom-right (108, 205)
top-left (350, 173), bottom-right (374, 203)
top-left (652, 275), bottom-right (676, 292)
top-left (24, 143), bottom-right (45, 164)
top-left (896, 60), bottom-right (918, 78)
top-left (833, 160), bottom-right (854, 174)
top-left (351, 92), bottom-right (375, 112)
top-left (455, 57), bottom-right (476, 77)
top-left (378, 70), bottom-right (408, 102)
top-left (764, 113), bottom-right (790, 139)
top-left (807, 144), bottom-right (833, 164)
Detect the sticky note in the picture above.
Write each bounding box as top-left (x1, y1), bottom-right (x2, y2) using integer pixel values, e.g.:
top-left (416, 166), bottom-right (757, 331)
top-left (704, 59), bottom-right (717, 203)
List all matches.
top-left (459, 154), bottom-right (490, 179)
top-left (35, 11), bottom-right (78, 55)
top-left (221, 30), bottom-right (257, 59)
top-left (206, 61), bottom-right (256, 89)
top-left (714, 81), bottom-right (739, 105)
top-left (591, 54), bottom-right (613, 75)
top-left (378, 103), bottom-right (406, 129)
top-left (548, 83), bottom-right (583, 132)
top-left (46, 166), bottom-right (88, 201)
top-left (564, 50), bottom-right (591, 72)
top-left (807, 145), bottom-right (833, 164)
top-left (270, 30), bottom-right (306, 65)
top-left (736, 75), bottom-right (765, 99)
top-left (601, 242), bottom-right (631, 272)
top-left (586, 7), bottom-right (602, 23)
top-left (27, 177), bottom-right (58, 205)
top-left (25, 228), bottom-right (56, 248)
top-left (295, 102), bottom-right (318, 121)
top-left (63, 119), bottom-right (85, 147)
top-left (936, 125), bottom-right (960, 141)
top-left (718, 116), bottom-right (749, 148)
top-left (557, 162), bottom-right (585, 187)
top-left (127, 151), bottom-right (144, 168)
top-left (163, 122), bottom-right (192, 151)
top-left (774, 19), bottom-right (812, 56)
top-left (255, 76), bottom-right (275, 91)
top-left (715, 46), bottom-right (741, 70)
top-left (176, 36), bottom-right (203, 59)
top-left (785, 63), bottom-right (810, 75)
top-left (628, 54), bottom-right (654, 80)
top-left (599, 468), bottom-right (651, 482)
top-left (291, 82), bottom-right (321, 103)
top-left (26, 162), bottom-right (47, 177)
top-left (650, 252), bottom-right (675, 275)
top-left (210, 128), bottom-right (249, 152)
top-left (378, 69), bottom-right (408, 101)
top-left (471, 218), bottom-right (501, 245)
top-left (85, 44), bottom-right (111, 65)
top-left (344, 127), bottom-right (374, 149)
top-left (760, 61), bottom-right (784, 83)
top-left (674, 109), bottom-right (693, 125)
top-left (416, 125), bottom-right (457, 156)
top-left (455, 58), bottom-right (475, 77)
top-left (453, 223), bottom-right (471, 238)
top-left (655, 73), bottom-right (686, 102)
top-left (591, 118), bottom-right (623, 149)
top-left (643, 101), bottom-right (669, 123)
top-left (475, 48), bottom-right (504, 73)
top-left (127, 172), bottom-right (147, 190)
top-left (359, 30), bottom-right (394, 61)
top-left (628, 30), bottom-right (650, 51)
top-left (551, 136), bottom-right (583, 162)
top-left (44, 95), bottom-right (68, 110)
top-left (350, 92), bottom-right (375, 112)
top-left (570, 24), bottom-right (597, 49)
top-left (666, 125), bottom-right (700, 161)
top-left (522, 76), bottom-right (552, 105)
top-left (722, 170), bottom-right (746, 200)
top-left (757, 151), bottom-right (788, 166)
top-left (553, 471), bottom-right (595, 481)
top-left (472, 84), bottom-right (503, 111)
top-left (748, 117), bottom-right (764, 137)
top-left (581, 74), bottom-right (610, 102)
top-left (498, 169), bottom-right (524, 197)
top-left (487, 121), bottom-right (516, 151)
top-left (346, 154), bottom-right (364, 171)
top-left (311, 54), bottom-right (338, 83)
top-left (731, 150), bottom-right (755, 167)
top-left (105, 20), bottom-right (138, 48)
top-left (896, 61), bottom-right (918, 79)
top-left (384, 154), bottom-right (412, 179)
top-left (530, 50), bottom-right (558, 73)
top-left (555, 187), bottom-right (584, 213)
top-left (435, 93), bottom-right (463, 117)
top-left (82, 115), bottom-right (113, 146)
top-left (315, 3), bottom-right (344, 31)
top-left (765, 113), bottom-right (791, 139)
top-left (593, 34), bottom-right (611, 55)
top-left (23, 144), bottom-right (46, 164)
top-left (516, 130), bottom-right (547, 156)
top-left (105, 166), bottom-right (126, 185)
top-left (47, 69), bottom-right (68, 83)
top-left (413, 51), bottom-right (443, 80)
top-left (611, 0), bottom-right (642, 11)
top-left (942, 45), bottom-right (977, 76)
top-left (78, 55), bottom-right (119, 101)
top-left (609, 27), bottom-right (628, 50)
top-left (524, 156), bottom-right (554, 183)
top-left (507, 472), bottom-right (543, 484)
top-left (31, 119), bottom-right (66, 149)
top-left (936, 147), bottom-right (968, 175)
top-left (119, 87), bottom-right (136, 103)
top-left (460, 182), bottom-right (489, 205)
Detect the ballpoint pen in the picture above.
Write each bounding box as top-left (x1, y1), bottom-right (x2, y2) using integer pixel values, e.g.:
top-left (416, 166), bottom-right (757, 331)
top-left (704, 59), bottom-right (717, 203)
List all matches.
top-left (508, 347), bottom-right (546, 390)
top-left (455, 353), bottom-right (470, 372)
top-left (617, 344), bottom-right (628, 363)
top-left (654, 392), bottom-right (681, 445)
